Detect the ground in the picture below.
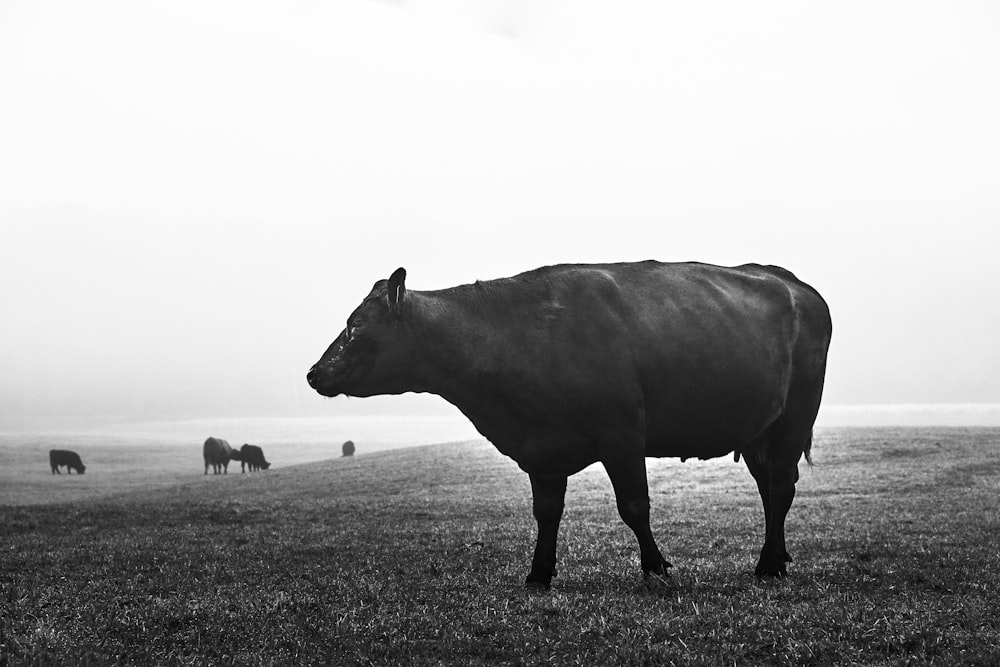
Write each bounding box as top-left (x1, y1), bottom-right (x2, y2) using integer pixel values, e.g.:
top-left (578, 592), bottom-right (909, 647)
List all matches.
top-left (2, 427), bottom-right (999, 665)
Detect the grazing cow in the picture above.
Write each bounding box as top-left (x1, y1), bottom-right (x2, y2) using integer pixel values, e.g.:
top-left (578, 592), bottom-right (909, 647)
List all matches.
top-left (49, 449), bottom-right (86, 474)
top-left (239, 444), bottom-right (271, 472)
top-left (342, 440), bottom-right (355, 457)
top-left (203, 437), bottom-right (238, 475)
top-left (306, 262), bottom-right (832, 588)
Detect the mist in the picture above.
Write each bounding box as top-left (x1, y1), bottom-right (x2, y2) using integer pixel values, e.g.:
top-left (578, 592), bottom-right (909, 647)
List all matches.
top-left (2, 0), bottom-right (999, 423)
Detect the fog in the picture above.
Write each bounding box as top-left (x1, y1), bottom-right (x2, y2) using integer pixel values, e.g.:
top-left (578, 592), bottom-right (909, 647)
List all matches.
top-left (2, 0), bottom-right (999, 423)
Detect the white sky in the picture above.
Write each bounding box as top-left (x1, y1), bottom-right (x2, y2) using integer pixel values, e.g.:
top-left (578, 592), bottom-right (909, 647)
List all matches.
top-left (1, 0), bottom-right (999, 420)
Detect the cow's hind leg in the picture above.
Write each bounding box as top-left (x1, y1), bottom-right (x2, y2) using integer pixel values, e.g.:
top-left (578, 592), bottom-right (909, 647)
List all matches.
top-left (525, 474), bottom-right (567, 590)
top-left (746, 450), bottom-right (798, 577)
top-left (747, 417), bottom-right (814, 578)
top-left (758, 454), bottom-right (799, 578)
top-left (743, 433), bottom-right (793, 569)
top-left (602, 453), bottom-right (671, 580)
top-left (750, 305), bottom-right (829, 577)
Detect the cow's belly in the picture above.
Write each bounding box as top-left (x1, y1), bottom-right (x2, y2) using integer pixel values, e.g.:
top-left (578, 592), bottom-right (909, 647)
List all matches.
top-left (637, 324), bottom-right (794, 460)
top-left (641, 377), bottom-right (786, 460)
top-left (514, 428), bottom-right (601, 476)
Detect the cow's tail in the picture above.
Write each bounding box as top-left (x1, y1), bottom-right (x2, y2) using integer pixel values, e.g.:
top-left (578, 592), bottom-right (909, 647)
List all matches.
top-left (803, 429), bottom-right (814, 466)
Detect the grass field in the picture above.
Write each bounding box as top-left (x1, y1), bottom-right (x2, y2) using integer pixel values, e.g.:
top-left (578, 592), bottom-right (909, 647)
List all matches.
top-left (2, 427), bottom-right (999, 665)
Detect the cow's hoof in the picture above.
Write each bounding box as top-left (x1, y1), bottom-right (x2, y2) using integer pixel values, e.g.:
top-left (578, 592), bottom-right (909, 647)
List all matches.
top-left (641, 559), bottom-right (672, 590)
top-left (524, 579), bottom-right (551, 592)
top-left (524, 576), bottom-right (552, 592)
top-left (642, 558), bottom-right (672, 579)
top-left (754, 560), bottom-right (788, 578)
top-left (524, 569), bottom-right (555, 591)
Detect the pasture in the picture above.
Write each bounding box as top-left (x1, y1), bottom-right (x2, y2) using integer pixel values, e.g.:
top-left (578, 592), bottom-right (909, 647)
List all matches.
top-left (2, 427), bottom-right (999, 665)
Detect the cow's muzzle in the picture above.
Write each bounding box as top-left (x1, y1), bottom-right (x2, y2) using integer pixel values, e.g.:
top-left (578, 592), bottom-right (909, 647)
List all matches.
top-left (306, 364), bottom-right (333, 396)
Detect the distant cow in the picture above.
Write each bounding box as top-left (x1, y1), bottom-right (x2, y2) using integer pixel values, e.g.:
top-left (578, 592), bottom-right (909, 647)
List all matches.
top-left (49, 449), bottom-right (86, 474)
top-left (239, 444), bottom-right (271, 472)
top-left (203, 437), bottom-right (238, 475)
top-left (342, 440), bottom-right (355, 457)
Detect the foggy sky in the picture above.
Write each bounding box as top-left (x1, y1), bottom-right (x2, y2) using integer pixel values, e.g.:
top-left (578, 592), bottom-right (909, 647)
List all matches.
top-left (1, 0), bottom-right (999, 422)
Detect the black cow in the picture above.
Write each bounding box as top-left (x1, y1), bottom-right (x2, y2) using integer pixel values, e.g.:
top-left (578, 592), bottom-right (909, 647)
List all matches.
top-left (239, 444), bottom-right (270, 472)
top-left (49, 449), bottom-right (86, 474)
top-left (203, 437), bottom-right (237, 475)
top-left (342, 440), bottom-right (355, 457)
top-left (307, 262), bottom-right (832, 588)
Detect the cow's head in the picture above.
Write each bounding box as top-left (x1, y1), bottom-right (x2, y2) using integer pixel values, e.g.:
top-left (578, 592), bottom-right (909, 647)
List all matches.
top-left (307, 267), bottom-right (413, 398)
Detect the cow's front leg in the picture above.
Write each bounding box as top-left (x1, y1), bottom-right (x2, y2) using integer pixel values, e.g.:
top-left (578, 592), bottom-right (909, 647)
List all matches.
top-left (525, 474), bottom-right (567, 590)
top-left (602, 453), bottom-right (671, 580)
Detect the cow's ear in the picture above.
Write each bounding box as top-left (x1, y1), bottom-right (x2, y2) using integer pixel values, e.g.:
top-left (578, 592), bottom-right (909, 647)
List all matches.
top-left (387, 267), bottom-right (407, 311)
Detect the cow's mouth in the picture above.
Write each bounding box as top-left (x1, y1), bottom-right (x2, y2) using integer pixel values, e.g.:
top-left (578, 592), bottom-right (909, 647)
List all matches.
top-left (306, 365), bottom-right (342, 397)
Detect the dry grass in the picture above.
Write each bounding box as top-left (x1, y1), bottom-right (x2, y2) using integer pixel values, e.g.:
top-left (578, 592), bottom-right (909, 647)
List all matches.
top-left (2, 427), bottom-right (1000, 665)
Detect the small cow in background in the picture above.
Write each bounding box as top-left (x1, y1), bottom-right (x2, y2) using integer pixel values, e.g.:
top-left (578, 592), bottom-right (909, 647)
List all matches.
top-left (342, 440), bottom-right (355, 457)
top-left (203, 437), bottom-right (239, 475)
top-left (239, 444), bottom-right (270, 472)
top-left (50, 449), bottom-right (86, 474)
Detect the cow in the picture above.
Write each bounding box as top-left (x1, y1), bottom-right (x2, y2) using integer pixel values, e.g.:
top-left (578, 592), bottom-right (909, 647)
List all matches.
top-left (49, 449), bottom-right (86, 474)
top-left (342, 440), bottom-right (355, 457)
top-left (239, 444), bottom-right (271, 472)
top-left (203, 437), bottom-right (238, 475)
top-left (306, 262), bottom-right (832, 588)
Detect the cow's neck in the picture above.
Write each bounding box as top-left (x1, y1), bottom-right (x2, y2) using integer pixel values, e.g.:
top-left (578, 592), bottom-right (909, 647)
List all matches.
top-left (407, 287), bottom-right (513, 392)
top-left (406, 287), bottom-right (525, 447)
